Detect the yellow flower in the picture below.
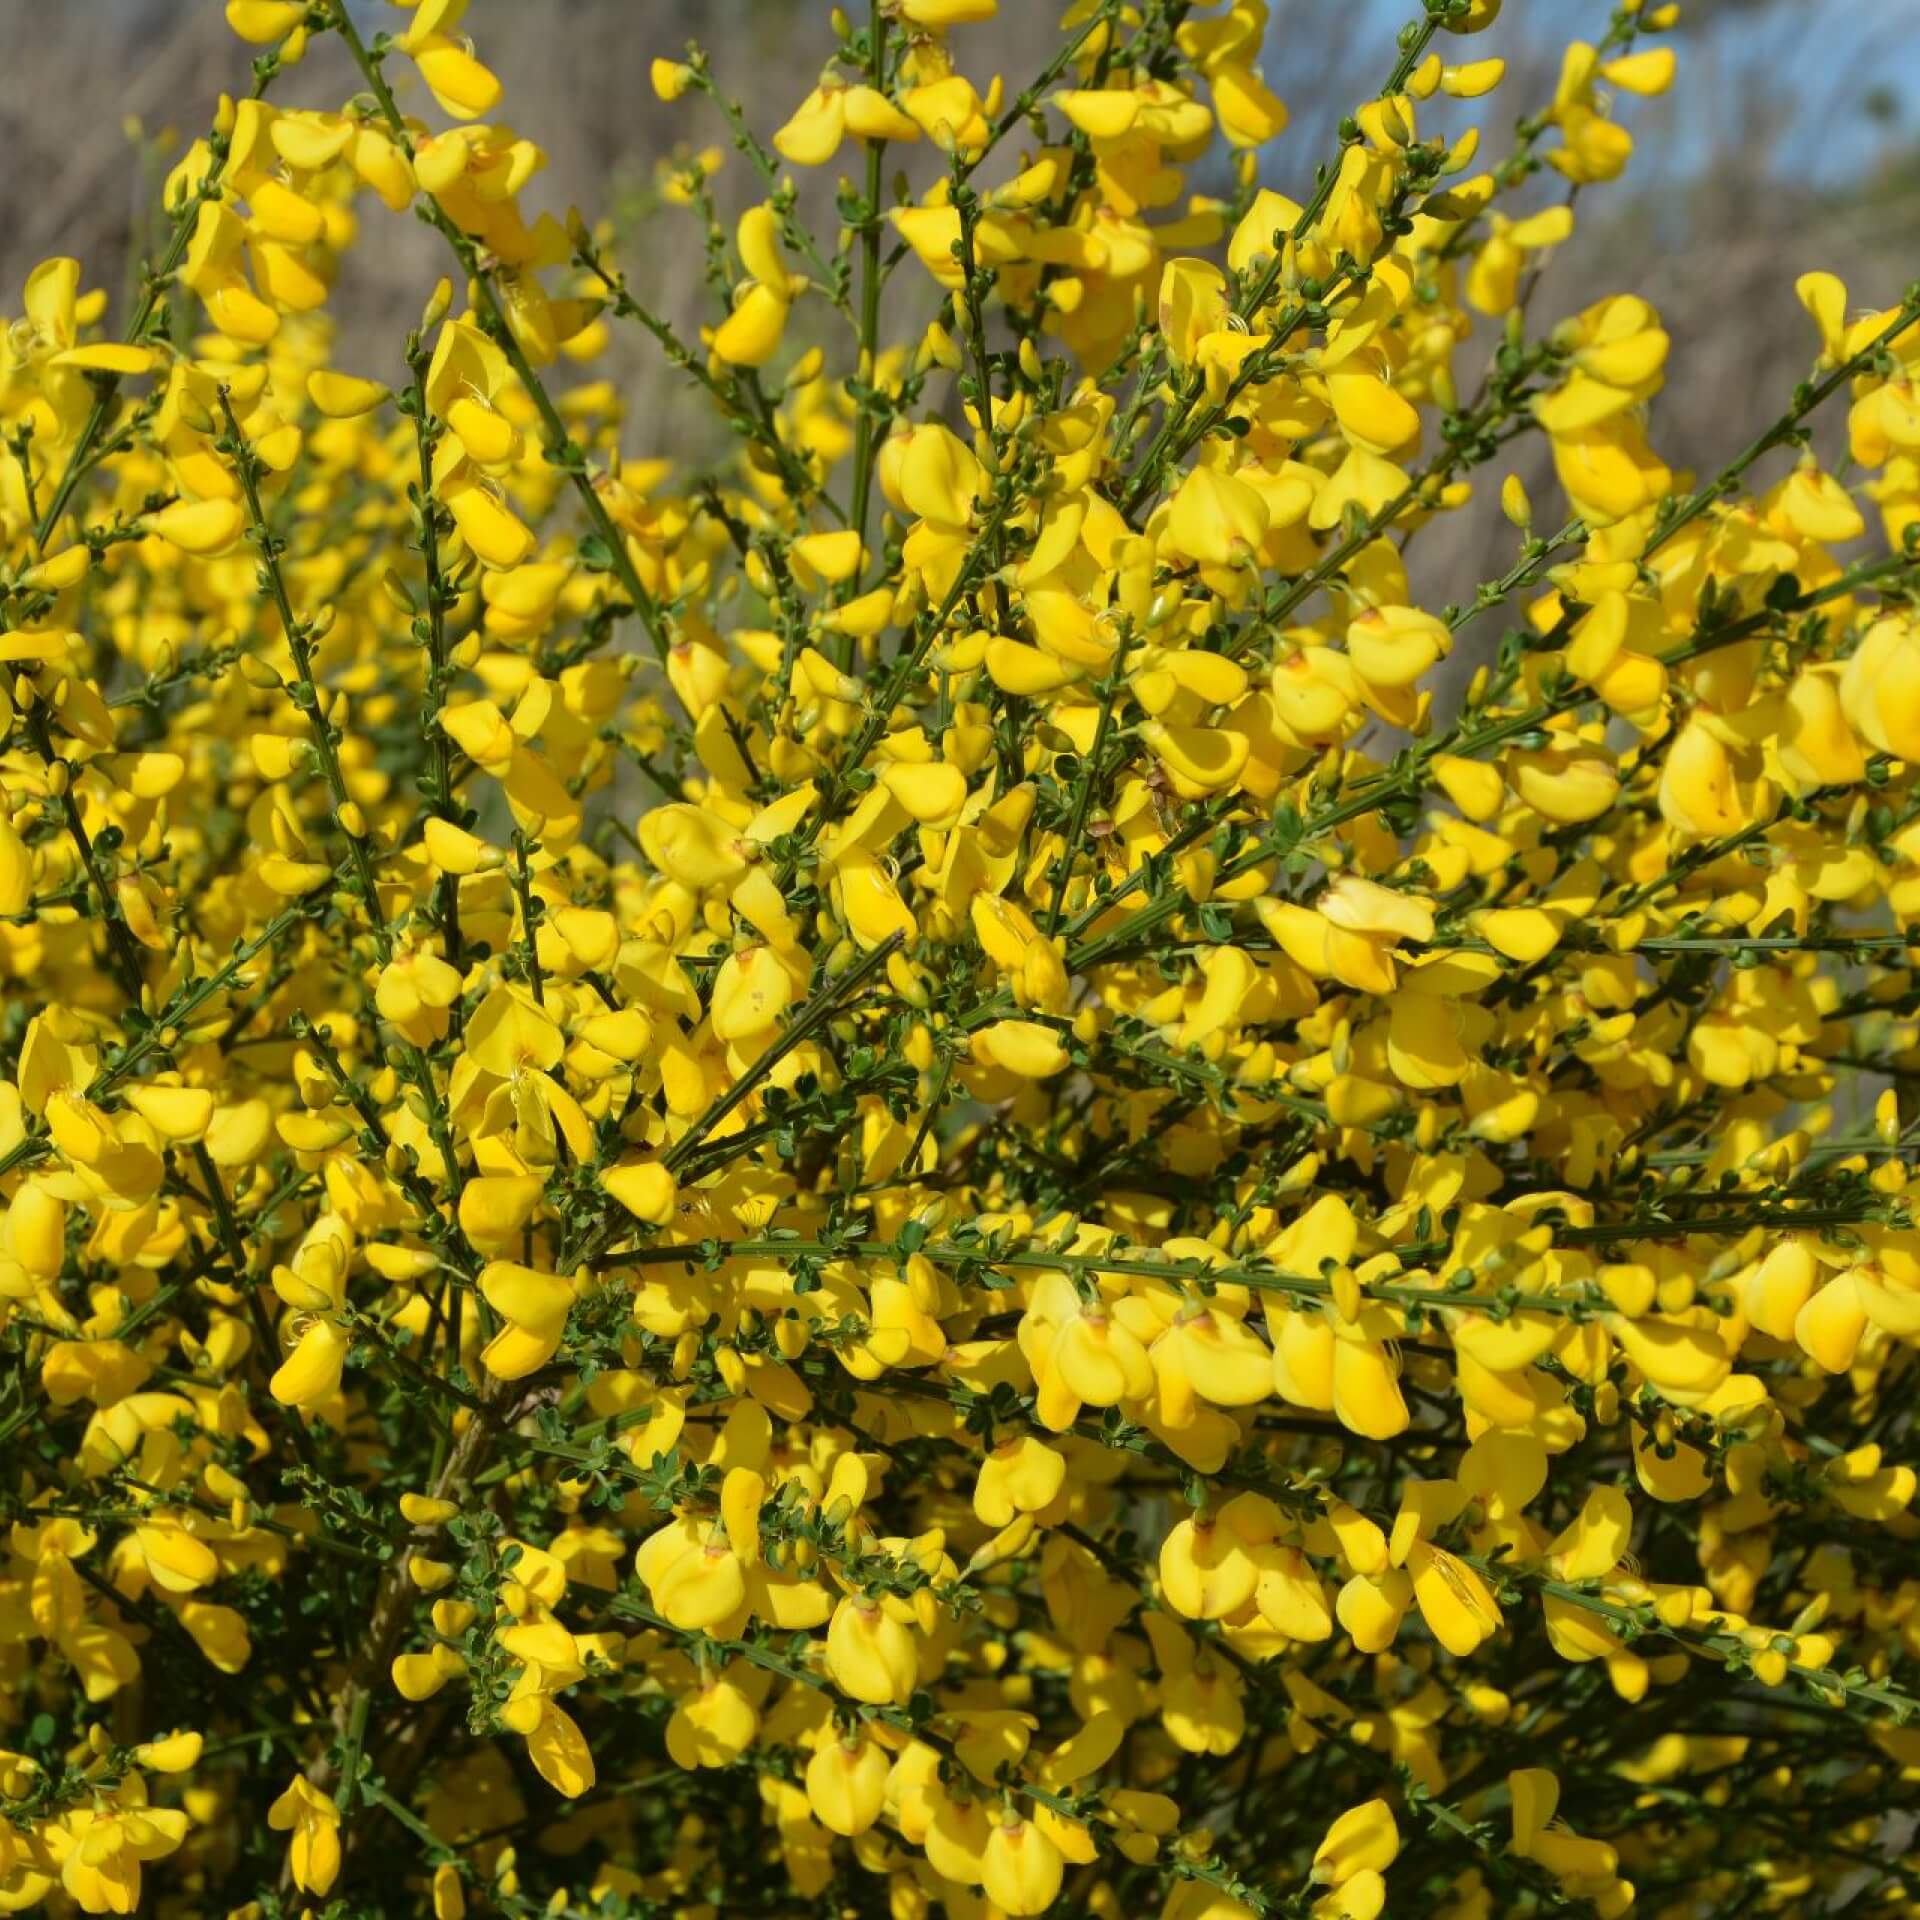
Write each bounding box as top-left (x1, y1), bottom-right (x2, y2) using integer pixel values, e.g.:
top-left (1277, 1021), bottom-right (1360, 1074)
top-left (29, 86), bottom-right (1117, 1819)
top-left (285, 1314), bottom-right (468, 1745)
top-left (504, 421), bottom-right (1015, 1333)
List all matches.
top-left (477, 1261), bottom-right (576, 1379)
top-left (49, 1796), bottom-right (189, 1916)
top-left (804, 1731), bottom-right (889, 1835)
top-left (266, 1775), bottom-right (341, 1896)
top-left (981, 1815), bottom-right (1064, 1917)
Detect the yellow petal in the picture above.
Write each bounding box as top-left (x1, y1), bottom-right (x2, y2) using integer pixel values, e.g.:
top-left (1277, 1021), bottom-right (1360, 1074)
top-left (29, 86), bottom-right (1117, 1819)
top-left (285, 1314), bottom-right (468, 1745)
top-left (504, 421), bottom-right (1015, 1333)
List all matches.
top-left (306, 370), bottom-right (389, 418)
top-left (147, 499), bottom-right (244, 556)
top-left (712, 283), bottom-right (790, 369)
top-left (270, 1318), bottom-right (349, 1408)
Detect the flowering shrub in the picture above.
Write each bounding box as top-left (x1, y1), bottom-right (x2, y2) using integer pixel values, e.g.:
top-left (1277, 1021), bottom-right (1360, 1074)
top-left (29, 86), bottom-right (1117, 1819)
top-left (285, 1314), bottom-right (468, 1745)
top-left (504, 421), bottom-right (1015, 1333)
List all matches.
top-left (1, 0), bottom-right (1919, 1912)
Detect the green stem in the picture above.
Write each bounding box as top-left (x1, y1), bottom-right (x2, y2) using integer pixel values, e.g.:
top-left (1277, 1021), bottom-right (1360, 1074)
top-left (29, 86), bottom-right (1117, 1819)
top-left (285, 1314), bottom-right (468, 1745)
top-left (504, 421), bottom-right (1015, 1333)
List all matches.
top-left (327, 0), bottom-right (672, 664)
top-left (216, 388), bottom-right (389, 955)
top-left (29, 49), bottom-right (292, 551)
top-left (836, 0), bottom-right (890, 661)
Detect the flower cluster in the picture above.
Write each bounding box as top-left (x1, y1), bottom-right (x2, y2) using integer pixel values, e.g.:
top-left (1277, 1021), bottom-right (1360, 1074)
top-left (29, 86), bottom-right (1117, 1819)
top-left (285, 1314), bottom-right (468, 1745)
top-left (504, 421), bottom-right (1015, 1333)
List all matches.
top-left (1, 0), bottom-right (1918, 1914)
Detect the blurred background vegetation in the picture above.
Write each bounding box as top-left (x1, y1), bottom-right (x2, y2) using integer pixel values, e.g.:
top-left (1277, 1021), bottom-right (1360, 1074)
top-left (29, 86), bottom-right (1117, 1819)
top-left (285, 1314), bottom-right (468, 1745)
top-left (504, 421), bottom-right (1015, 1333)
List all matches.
top-left (4, 0), bottom-right (1913, 599)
